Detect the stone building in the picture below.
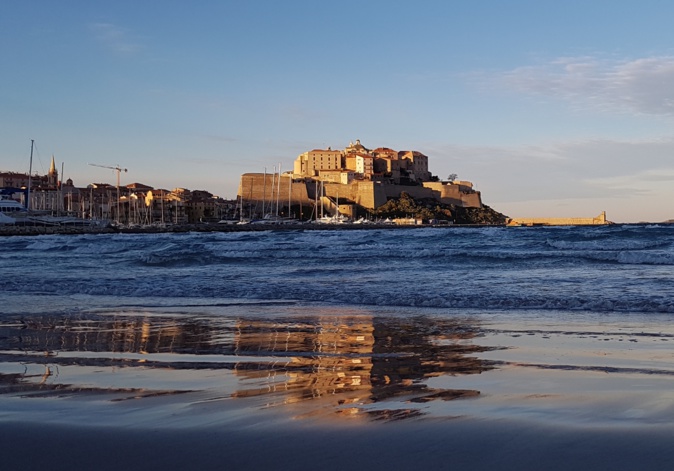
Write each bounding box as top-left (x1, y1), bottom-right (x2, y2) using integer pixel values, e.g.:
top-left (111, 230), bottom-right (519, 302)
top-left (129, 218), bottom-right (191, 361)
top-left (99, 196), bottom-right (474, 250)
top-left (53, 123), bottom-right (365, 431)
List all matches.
top-left (398, 151), bottom-right (430, 182)
top-left (372, 147), bottom-right (401, 182)
top-left (0, 172), bottom-right (32, 189)
top-left (293, 148), bottom-right (342, 177)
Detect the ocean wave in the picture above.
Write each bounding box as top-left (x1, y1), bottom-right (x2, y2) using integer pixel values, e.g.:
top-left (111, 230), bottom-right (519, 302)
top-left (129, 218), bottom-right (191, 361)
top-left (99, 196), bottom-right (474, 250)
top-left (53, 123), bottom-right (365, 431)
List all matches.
top-left (7, 276), bottom-right (673, 315)
top-left (25, 238), bottom-right (79, 252)
top-left (308, 291), bottom-right (674, 314)
top-left (138, 248), bottom-right (217, 267)
top-left (546, 250), bottom-right (674, 265)
top-left (546, 238), bottom-right (669, 251)
top-left (615, 251), bottom-right (674, 265)
top-left (4, 227), bottom-right (674, 316)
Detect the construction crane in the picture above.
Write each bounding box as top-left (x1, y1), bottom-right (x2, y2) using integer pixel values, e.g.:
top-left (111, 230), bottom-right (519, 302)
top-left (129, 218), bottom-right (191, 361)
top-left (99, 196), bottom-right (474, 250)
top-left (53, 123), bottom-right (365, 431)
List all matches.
top-left (89, 163), bottom-right (128, 224)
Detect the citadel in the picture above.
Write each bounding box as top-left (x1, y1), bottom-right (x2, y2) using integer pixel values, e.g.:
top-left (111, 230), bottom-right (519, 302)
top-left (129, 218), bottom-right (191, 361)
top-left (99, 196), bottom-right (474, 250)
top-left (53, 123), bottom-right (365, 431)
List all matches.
top-left (239, 139), bottom-right (482, 220)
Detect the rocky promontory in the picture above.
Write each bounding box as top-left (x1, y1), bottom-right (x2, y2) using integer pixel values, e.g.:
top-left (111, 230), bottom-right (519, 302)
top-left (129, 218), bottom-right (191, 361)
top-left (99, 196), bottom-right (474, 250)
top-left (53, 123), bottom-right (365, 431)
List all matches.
top-left (372, 192), bottom-right (508, 225)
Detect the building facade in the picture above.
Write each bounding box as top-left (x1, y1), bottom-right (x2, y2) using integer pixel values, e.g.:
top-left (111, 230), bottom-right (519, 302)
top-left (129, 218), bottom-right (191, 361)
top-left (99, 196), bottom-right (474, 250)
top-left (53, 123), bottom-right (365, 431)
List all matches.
top-left (293, 149), bottom-right (342, 177)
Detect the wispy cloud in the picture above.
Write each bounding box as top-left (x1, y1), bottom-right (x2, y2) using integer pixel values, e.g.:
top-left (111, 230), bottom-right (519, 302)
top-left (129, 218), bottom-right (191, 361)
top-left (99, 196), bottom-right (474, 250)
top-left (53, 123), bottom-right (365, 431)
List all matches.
top-left (426, 136), bottom-right (674, 206)
top-left (426, 142), bottom-right (570, 164)
top-left (500, 56), bottom-right (674, 116)
top-left (89, 22), bottom-right (142, 55)
top-left (584, 168), bottom-right (674, 191)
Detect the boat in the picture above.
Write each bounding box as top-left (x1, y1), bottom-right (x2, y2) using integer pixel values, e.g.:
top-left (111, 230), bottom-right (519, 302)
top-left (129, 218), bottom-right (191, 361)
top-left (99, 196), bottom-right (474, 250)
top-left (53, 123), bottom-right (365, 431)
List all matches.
top-left (0, 197), bottom-right (28, 224)
top-left (314, 214), bottom-right (349, 224)
top-left (0, 196), bottom-right (105, 227)
top-left (1, 140), bottom-right (110, 228)
top-left (251, 214), bottom-right (299, 225)
top-left (0, 197), bottom-right (28, 215)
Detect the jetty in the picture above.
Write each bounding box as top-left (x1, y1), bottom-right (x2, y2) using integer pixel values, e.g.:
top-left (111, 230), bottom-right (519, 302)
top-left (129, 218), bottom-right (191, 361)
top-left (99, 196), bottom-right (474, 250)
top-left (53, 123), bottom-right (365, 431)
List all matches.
top-left (506, 211), bottom-right (610, 227)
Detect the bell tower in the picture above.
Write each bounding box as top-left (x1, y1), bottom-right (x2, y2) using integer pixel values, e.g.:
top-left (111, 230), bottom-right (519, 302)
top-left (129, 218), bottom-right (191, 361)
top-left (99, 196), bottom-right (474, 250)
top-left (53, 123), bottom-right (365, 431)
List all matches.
top-left (48, 155), bottom-right (58, 187)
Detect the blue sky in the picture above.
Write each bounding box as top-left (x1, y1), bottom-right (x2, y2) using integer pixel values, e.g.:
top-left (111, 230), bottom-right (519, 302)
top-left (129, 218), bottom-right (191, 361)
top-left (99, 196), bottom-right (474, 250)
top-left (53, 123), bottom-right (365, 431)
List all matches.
top-left (2, 1), bottom-right (674, 222)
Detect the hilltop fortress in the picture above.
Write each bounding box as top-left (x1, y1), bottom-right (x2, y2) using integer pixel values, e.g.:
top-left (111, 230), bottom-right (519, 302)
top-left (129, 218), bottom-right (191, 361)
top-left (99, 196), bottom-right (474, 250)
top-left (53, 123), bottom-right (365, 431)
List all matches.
top-left (238, 140), bottom-right (482, 219)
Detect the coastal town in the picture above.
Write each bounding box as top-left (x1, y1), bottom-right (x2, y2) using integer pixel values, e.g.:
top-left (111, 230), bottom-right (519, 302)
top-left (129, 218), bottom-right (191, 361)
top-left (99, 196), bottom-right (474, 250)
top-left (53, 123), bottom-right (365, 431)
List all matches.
top-left (1, 140), bottom-right (509, 233)
top-left (2, 139), bottom-right (614, 233)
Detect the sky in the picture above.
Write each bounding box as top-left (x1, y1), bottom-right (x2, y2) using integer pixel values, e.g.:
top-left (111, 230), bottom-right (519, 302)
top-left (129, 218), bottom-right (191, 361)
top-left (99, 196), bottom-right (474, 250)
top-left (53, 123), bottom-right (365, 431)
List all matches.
top-left (2, 1), bottom-right (674, 223)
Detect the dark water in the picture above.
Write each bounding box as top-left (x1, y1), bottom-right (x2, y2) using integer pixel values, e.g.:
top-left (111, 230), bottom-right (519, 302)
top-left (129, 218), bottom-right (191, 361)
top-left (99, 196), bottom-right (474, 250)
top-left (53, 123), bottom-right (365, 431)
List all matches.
top-left (2, 224), bottom-right (674, 313)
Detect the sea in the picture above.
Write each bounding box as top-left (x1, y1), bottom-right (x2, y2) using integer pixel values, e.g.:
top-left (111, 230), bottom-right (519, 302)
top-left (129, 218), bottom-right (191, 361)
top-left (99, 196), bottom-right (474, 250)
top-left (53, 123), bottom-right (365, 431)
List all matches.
top-left (1, 224), bottom-right (674, 426)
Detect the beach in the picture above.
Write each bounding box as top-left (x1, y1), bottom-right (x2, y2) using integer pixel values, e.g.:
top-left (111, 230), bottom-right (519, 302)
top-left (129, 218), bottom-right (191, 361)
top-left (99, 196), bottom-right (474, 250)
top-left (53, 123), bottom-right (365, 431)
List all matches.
top-left (2, 302), bottom-right (674, 470)
top-left (5, 416), bottom-right (674, 471)
top-left (2, 226), bottom-right (674, 469)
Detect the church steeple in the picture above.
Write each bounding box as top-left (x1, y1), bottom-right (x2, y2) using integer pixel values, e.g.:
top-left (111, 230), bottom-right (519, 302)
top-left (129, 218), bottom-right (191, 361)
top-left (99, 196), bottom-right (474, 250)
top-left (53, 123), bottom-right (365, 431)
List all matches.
top-left (48, 155), bottom-right (58, 187)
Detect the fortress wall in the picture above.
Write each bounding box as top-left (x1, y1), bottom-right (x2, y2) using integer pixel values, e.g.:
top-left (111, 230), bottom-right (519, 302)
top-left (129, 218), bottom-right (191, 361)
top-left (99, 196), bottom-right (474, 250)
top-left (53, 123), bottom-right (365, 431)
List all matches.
top-left (349, 181), bottom-right (387, 209)
top-left (383, 185), bottom-right (434, 201)
top-left (307, 182), bottom-right (362, 216)
top-left (322, 182), bottom-right (351, 201)
top-left (423, 183), bottom-right (462, 206)
top-left (238, 174), bottom-right (311, 206)
top-left (459, 192), bottom-right (482, 208)
top-left (318, 196), bottom-right (356, 218)
top-left (422, 182), bottom-right (483, 208)
top-left (237, 174), bottom-right (482, 211)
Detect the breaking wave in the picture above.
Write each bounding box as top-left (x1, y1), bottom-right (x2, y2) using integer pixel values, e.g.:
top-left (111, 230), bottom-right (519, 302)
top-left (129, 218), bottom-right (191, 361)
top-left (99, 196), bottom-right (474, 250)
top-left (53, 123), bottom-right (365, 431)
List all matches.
top-left (2, 224), bottom-right (674, 315)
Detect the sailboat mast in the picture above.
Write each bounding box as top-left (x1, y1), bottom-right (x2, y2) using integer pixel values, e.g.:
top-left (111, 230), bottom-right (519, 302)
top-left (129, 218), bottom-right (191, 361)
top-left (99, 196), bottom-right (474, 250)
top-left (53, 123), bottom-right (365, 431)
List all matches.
top-left (238, 176), bottom-right (244, 222)
top-left (270, 166), bottom-right (276, 217)
top-left (26, 139), bottom-right (34, 211)
top-left (60, 162), bottom-right (64, 216)
top-left (276, 163), bottom-right (281, 217)
top-left (262, 167), bottom-right (267, 217)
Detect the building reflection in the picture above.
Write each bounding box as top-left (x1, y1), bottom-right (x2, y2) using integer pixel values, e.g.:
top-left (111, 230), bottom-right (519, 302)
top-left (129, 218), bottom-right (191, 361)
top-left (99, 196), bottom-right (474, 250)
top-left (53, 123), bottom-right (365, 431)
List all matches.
top-left (3, 315), bottom-right (229, 355)
top-left (231, 317), bottom-right (376, 406)
top-left (231, 315), bottom-right (493, 419)
top-left (0, 311), bottom-right (496, 419)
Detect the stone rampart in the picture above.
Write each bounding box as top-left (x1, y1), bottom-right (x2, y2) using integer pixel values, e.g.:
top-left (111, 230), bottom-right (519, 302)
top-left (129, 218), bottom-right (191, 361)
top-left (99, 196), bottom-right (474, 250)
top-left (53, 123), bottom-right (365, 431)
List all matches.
top-left (238, 173), bottom-right (310, 206)
top-left (422, 182), bottom-right (483, 207)
top-left (238, 174), bottom-right (483, 211)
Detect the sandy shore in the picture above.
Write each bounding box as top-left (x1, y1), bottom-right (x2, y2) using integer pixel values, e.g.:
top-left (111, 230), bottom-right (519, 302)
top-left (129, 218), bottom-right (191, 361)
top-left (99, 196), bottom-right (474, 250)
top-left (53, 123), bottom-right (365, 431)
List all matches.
top-left (2, 303), bottom-right (674, 469)
top-left (3, 418), bottom-right (674, 471)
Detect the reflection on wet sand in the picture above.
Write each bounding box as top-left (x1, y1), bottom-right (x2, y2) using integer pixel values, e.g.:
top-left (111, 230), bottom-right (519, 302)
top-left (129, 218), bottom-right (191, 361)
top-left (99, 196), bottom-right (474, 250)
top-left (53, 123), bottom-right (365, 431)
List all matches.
top-left (232, 316), bottom-right (494, 420)
top-left (0, 311), bottom-right (497, 420)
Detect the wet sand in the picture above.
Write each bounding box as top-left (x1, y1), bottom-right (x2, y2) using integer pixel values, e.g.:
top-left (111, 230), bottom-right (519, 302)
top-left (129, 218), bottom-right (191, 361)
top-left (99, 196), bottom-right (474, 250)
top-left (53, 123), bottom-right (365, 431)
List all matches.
top-left (2, 302), bottom-right (674, 469)
top-left (4, 418), bottom-right (674, 471)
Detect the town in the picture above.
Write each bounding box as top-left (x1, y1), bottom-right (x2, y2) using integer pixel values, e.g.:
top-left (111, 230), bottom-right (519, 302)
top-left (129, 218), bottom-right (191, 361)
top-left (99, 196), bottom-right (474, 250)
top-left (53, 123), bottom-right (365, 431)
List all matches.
top-left (1, 140), bottom-right (493, 229)
top-left (1, 154), bottom-right (236, 227)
